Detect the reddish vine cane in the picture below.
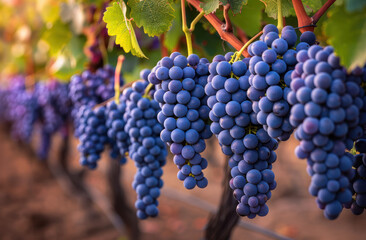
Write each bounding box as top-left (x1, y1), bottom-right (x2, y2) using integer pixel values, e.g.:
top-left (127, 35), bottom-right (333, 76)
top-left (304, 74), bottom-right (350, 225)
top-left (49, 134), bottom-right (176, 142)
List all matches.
top-left (186, 0), bottom-right (244, 54)
top-left (292, 0), bottom-right (336, 32)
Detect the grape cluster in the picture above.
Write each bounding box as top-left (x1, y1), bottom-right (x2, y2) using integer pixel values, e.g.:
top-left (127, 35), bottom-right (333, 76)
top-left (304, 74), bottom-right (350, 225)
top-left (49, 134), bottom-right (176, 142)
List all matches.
top-left (247, 24), bottom-right (316, 140)
top-left (205, 52), bottom-right (278, 218)
top-left (76, 105), bottom-right (109, 169)
top-left (105, 69), bottom-right (152, 165)
top-left (69, 65), bottom-right (123, 136)
top-left (148, 52), bottom-right (212, 189)
top-left (3, 76), bottom-right (39, 142)
top-left (124, 80), bottom-right (167, 219)
top-left (349, 138), bottom-right (366, 215)
top-left (106, 99), bottom-right (129, 164)
top-left (288, 45), bottom-right (365, 219)
top-left (34, 81), bottom-right (70, 159)
top-left (69, 65), bottom-right (121, 109)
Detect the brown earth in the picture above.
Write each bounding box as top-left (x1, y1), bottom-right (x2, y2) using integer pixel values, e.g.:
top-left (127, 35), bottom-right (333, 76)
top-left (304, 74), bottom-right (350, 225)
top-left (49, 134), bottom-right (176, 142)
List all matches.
top-left (0, 127), bottom-right (366, 240)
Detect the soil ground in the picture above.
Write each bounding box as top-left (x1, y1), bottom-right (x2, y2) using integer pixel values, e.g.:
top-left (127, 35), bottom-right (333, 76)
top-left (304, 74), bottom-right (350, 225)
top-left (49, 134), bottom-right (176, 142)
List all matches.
top-left (0, 127), bottom-right (366, 240)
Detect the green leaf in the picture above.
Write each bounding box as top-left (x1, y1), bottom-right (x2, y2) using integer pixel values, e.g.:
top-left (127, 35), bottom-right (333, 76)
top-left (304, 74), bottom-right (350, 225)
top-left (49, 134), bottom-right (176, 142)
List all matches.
top-left (220, 0), bottom-right (247, 14)
top-left (302, 0), bottom-right (324, 13)
top-left (324, 5), bottom-right (366, 70)
top-left (200, 0), bottom-right (220, 14)
top-left (164, 3), bottom-right (183, 51)
top-left (231, 0), bottom-right (264, 36)
top-left (345, 0), bottom-right (366, 12)
top-left (129, 0), bottom-right (175, 37)
top-left (37, 0), bottom-right (60, 24)
top-left (50, 35), bottom-right (88, 81)
top-left (261, 0), bottom-right (294, 19)
top-left (41, 20), bottom-right (72, 56)
top-left (103, 2), bottom-right (147, 58)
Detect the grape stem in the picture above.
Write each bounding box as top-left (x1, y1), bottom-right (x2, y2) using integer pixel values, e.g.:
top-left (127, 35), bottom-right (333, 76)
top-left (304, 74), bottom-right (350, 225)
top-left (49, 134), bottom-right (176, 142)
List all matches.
top-left (291, 0), bottom-right (314, 32)
top-left (181, 0), bottom-right (204, 55)
top-left (93, 80), bottom-right (137, 110)
top-left (234, 30), bottom-right (263, 62)
top-left (311, 0), bottom-right (336, 24)
top-left (186, 0), bottom-right (244, 54)
top-left (143, 83), bottom-right (154, 99)
top-left (114, 55), bottom-right (125, 104)
top-left (159, 33), bottom-right (169, 57)
top-left (277, 0), bottom-right (283, 33)
top-left (223, 4), bottom-right (233, 32)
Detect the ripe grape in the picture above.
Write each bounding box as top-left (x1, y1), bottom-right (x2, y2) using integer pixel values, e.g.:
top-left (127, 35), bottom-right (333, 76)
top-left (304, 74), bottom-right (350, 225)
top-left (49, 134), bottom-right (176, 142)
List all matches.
top-left (149, 52), bottom-right (212, 189)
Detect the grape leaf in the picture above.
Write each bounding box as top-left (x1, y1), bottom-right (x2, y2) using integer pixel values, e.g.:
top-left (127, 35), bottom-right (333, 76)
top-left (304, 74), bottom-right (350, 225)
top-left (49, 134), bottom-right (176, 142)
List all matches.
top-left (220, 0), bottom-right (247, 14)
top-left (129, 0), bottom-right (175, 37)
top-left (164, 3), bottom-right (183, 51)
top-left (231, 0), bottom-right (264, 36)
top-left (261, 0), bottom-right (294, 19)
top-left (302, 0), bottom-right (324, 13)
top-left (324, 5), bottom-right (366, 70)
top-left (345, 0), bottom-right (366, 12)
top-left (36, 0), bottom-right (60, 24)
top-left (200, 0), bottom-right (220, 14)
top-left (41, 20), bottom-right (72, 56)
top-left (50, 36), bottom-right (88, 81)
top-left (103, 2), bottom-right (147, 58)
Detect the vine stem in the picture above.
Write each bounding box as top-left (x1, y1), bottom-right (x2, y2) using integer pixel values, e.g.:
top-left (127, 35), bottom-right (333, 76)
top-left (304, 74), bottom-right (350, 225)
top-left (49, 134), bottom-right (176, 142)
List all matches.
top-left (160, 33), bottom-right (169, 57)
top-left (186, 0), bottom-right (244, 54)
top-left (181, 0), bottom-right (205, 55)
top-left (223, 4), bottom-right (233, 32)
top-left (311, 0), bottom-right (336, 24)
top-left (234, 30), bottom-right (263, 62)
top-left (93, 80), bottom-right (136, 110)
top-left (114, 55), bottom-right (125, 104)
top-left (277, 0), bottom-right (283, 33)
top-left (291, 0), bottom-right (314, 32)
top-left (143, 83), bottom-right (154, 99)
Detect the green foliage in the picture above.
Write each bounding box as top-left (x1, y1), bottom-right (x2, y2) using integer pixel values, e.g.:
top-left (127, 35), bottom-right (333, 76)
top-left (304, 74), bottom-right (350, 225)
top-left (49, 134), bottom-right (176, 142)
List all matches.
top-left (103, 2), bottom-right (147, 58)
top-left (200, 0), bottom-right (247, 14)
top-left (345, 0), bottom-right (366, 12)
top-left (261, 0), bottom-right (295, 19)
top-left (324, 4), bottom-right (366, 70)
top-left (231, 0), bottom-right (264, 36)
top-left (37, 0), bottom-right (60, 24)
top-left (41, 20), bottom-right (72, 56)
top-left (164, 3), bottom-right (183, 51)
top-left (302, 0), bottom-right (323, 13)
top-left (200, 0), bottom-right (221, 14)
top-left (129, 0), bottom-right (175, 37)
top-left (262, 0), bottom-right (321, 19)
top-left (50, 35), bottom-right (88, 81)
top-left (221, 0), bottom-right (247, 14)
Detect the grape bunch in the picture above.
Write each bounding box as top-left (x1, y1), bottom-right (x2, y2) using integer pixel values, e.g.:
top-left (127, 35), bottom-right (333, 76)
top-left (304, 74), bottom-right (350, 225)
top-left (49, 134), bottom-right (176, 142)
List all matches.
top-left (288, 45), bottom-right (365, 219)
top-left (105, 69), bottom-right (152, 165)
top-left (205, 52), bottom-right (278, 218)
top-left (247, 24), bottom-right (316, 140)
top-left (69, 65), bottom-right (119, 109)
top-left (76, 105), bottom-right (109, 169)
top-left (106, 99), bottom-right (129, 164)
top-left (148, 52), bottom-right (212, 189)
top-left (33, 80), bottom-right (71, 159)
top-left (124, 80), bottom-right (167, 219)
top-left (349, 138), bottom-right (366, 215)
top-left (69, 65), bottom-right (124, 135)
top-left (4, 76), bottom-right (39, 142)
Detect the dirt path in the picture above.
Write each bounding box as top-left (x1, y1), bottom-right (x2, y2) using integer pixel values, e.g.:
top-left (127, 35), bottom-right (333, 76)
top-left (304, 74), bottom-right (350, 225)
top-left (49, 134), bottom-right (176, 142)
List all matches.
top-left (0, 128), bottom-right (366, 240)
